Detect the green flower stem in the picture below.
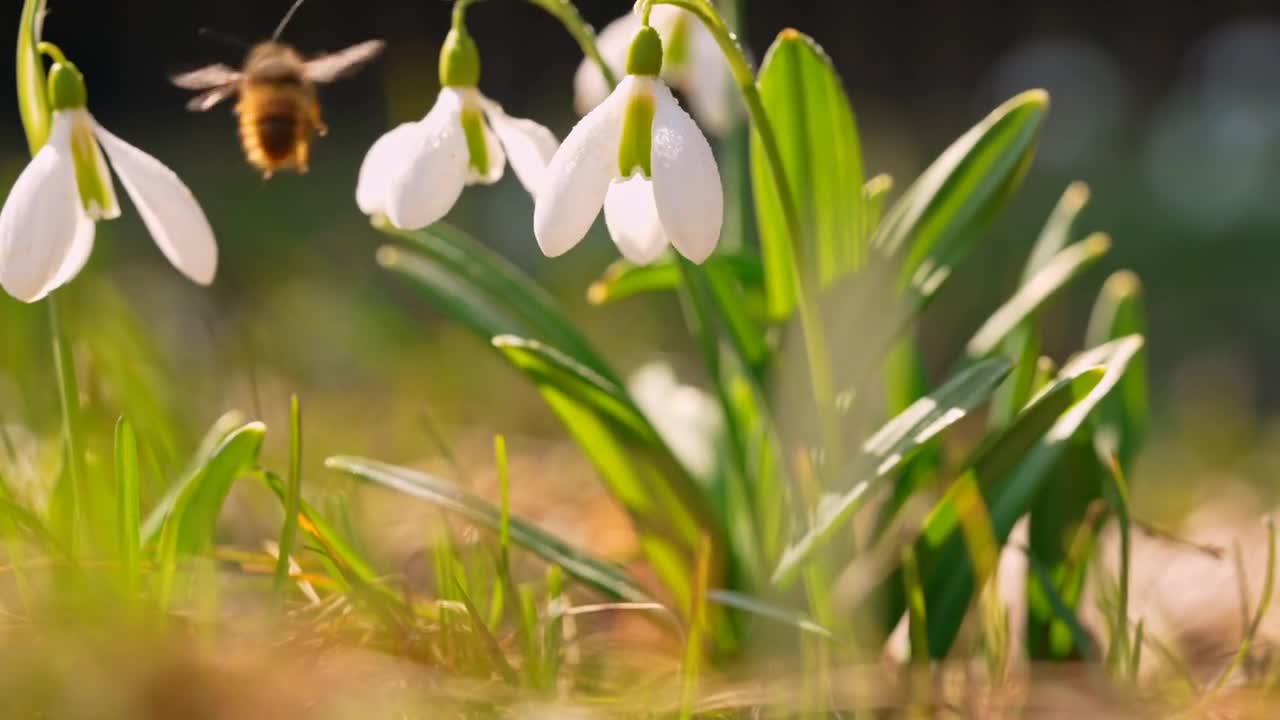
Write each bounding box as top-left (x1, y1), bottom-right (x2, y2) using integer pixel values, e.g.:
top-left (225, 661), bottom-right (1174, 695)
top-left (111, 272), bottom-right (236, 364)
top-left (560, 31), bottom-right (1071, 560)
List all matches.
top-left (647, 0), bottom-right (840, 467)
top-left (18, 21), bottom-right (87, 553)
top-left (524, 0), bottom-right (618, 91)
top-left (48, 296), bottom-right (85, 553)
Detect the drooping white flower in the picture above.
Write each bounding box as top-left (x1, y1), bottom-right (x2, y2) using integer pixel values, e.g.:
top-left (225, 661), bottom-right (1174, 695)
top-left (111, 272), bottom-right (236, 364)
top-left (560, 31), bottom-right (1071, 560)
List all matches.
top-left (628, 362), bottom-right (723, 479)
top-left (356, 25), bottom-right (558, 230)
top-left (536, 26), bottom-right (723, 265)
top-left (575, 7), bottom-right (738, 136)
top-left (0, 57), bottom-right (217, 302)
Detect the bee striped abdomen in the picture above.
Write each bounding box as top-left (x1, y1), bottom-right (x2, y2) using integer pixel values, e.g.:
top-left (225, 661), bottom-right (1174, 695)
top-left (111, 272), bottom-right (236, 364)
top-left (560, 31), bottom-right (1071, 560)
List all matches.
top-left (235, 83), bottom-right (314, 175)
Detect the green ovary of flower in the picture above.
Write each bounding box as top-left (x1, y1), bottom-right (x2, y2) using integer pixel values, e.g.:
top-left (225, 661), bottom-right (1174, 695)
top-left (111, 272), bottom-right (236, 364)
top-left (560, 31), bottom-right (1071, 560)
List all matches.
top-left (46, 62), bottom-right (87, 111)
top-left (439, 27), bottom-right (481, 87)
top-left (626, 26), bottom-right (664, 77)
top-left (460, 105), bottom-right (489, 177)
top-left (617, 90), bottom-right (655, 178)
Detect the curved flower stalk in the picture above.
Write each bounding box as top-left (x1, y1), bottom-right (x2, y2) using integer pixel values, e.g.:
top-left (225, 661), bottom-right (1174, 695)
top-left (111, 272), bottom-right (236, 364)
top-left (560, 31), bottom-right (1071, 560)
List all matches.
top-left (574, 6), bottom-right (737, 135)
top-left (535, 25), bottom-right (723, 264)
top-left (356, 6), bottom-right (558, 230)
top-left (0, 44), bottom-right (217, 302)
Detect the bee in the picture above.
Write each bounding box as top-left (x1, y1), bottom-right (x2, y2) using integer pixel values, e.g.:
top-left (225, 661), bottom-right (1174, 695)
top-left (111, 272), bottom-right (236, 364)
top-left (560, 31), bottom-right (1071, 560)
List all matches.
top-left (172, 0), bottom-right (385, 178)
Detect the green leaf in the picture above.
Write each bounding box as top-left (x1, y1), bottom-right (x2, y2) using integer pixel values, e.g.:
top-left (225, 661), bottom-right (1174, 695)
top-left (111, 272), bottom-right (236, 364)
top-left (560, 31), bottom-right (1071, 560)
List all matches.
top-left (921, 336), bottom-right (1144, 657)
top-left (157, 422), bottom-right (265, 559)
top-left (1086, 271), bottom-right (1149, 469)
top-left (377, 220), bottom-right (616, 381)
top-left (326, 455), bottom-right (654, 604)
top-left (141, 410), bottom-right (246, 545)
top-left (772, 357), bottom-right (1013, 585)
top-left (257, 470), bottom-right (382, 590)
top-left (272, 395), bottom-right (304, 601)
top-left (966, 233), bottom-right (1111, 358)
top-left (114, 418), bottom-right (141, 594)
top-left (873, 90), bottom-right (1048, 286)
top-left (706, 589), bottom-right (831, 638)
top-left (587, 252), bottom-right (763, 305)
top-left (752, 29), bottom-right (866, 318)
top-left (863, 174), bottom-right (894, 240)
top-left (17, 0), bottom-right (50, 155)
top-left (491, 335), bottom-right (718, 610)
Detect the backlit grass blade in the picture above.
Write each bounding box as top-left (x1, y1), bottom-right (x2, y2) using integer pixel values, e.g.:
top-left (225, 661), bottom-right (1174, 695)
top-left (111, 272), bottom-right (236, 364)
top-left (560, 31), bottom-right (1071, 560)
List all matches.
top-left (257, 470), bottom-right (381, 589)
top-left (752, 29), bottom-right (866, 318)
top-left (966, 233), bottom-right (1111, 358)
top-left (587, 252), bottom-right (764, 306)
top-left (114, 417), bottom-right (141, 595)
top-left (773, 357), bottom-right (1012, 585)
top-left (920, 336), bottom-right (1144, 657)
top-left (141, 410), bottom-right (246, 544)
top-left (154, 421), bottom-right (264, 608)
top-left (376, 220), bottom-right (615, 381)
top-left (272, 395), bottom-right (303, 603)
top-left (325, 455), bottom-right (655, 604)
top-left (872, 90), bottom-right (1047, 283)
top-left (1086, 271), bottom-right (1149, 469)
top-left (706, 589), bottom-right (832, 638)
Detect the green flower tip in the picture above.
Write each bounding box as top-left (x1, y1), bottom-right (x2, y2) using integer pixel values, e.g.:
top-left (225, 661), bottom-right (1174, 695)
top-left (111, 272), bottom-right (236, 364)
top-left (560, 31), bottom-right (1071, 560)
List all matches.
top-left (439, 27), bottom-right (481, 87)
top-left (39, 43), bottom-right (87, 110)
top-left (626, 25), bottom-right (663, 77)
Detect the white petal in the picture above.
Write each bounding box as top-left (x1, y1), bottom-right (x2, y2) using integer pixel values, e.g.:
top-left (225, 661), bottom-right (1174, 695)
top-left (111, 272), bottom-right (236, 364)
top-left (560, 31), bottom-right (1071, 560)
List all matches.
top-left (466, 111), bottom-right (506, 186)
top-left (572, 12), bottom-right (637, 116)
top-left (604, 176), bottom-right (668, 264)
top-left (484, 104), bottom-right (558, 197)
top-left (384, 89), bottom-right (469, 230)
top-left (651, 82), bottom-right (723, 264)
top-left (356, 122), bottom-right (420, 216)
top-left (534, 77), bottom-right (641, 258)
top-left (93, 121), bottom-right (218, 285)
top-left (0, 116), bottom-right (80, 302)
top-left (41, 213), bottom-right (96, 296)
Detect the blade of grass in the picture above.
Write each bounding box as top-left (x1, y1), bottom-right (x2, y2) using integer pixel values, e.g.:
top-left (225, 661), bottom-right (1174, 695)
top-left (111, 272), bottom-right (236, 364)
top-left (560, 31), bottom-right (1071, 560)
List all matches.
top-left (1209, 517), bottom-right (1276, 692)
top-left (114, 417), bottom-right (141, 596)
top-left (454, 574), bottom-right (519, 686)
top-left (272, 395), bottom-right (304, 605)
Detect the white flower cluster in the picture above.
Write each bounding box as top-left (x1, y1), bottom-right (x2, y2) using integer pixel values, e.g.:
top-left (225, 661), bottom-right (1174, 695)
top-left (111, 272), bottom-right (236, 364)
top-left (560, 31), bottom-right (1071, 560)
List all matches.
top-left (0, 7), bottom-right (731, 303)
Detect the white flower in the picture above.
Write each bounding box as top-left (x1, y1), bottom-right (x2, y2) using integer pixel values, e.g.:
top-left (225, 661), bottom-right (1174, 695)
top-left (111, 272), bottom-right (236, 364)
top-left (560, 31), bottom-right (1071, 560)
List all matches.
top-left (628, 362), bottom-right (723, 479)
top-left (575, 7), bottom-right (738, 136)
top-left (534, 74), bottom-right (723, 264)
top-left (356, 87), bottom-right (559, 230)
top-left (0, 109), bottom-right (217, 302)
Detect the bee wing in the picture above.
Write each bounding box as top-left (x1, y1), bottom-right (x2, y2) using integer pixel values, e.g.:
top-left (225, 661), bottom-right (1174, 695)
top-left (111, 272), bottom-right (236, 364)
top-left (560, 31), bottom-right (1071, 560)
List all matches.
top-left (185, 85), bottom-right (239, 112)
top-left (303, 39), bottom-right (386, 84)
top-left (171, 63), bottom-right (242, 90)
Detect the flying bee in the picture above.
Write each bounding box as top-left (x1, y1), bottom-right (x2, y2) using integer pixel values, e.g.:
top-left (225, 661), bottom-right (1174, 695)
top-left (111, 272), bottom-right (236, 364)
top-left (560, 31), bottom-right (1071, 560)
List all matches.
top-left (172, 0), bottom-right (385, 178)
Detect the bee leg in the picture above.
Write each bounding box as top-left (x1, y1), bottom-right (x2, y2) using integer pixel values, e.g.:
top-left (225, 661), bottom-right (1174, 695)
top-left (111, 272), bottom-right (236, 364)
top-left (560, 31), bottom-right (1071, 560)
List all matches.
top-left (295, 140), bottom-right (311, 174)
top-left (310, 103), bottom-right (329, 137)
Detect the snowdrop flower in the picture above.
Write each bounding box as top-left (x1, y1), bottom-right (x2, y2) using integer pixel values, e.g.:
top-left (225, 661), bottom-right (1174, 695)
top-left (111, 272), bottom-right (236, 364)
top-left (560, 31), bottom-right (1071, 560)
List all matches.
top-left (628, 362), bottom-right (723, 479)
top-left (0, 46), bottom-right (217, 302)
top-left (356, 21), bottom-right (558, 230)
top-left (535, 25), bottom-right (723, 265)
top-left (575, 7), bottom-right (738, 136)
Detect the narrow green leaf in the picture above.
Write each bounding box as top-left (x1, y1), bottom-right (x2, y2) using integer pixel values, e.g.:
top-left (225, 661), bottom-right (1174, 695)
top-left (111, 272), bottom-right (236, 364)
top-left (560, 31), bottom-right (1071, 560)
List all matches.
top-left (1087, 271), bottom-right (1149, 469)
top-left (752, 29), bottom-right (866, 318)
top-left (114, 417), bottom-right (141, 595)
top-left (258, 470), bottom-right (382, 589)
top-left (921, 336), bottom-right (1145, 657)
top-left (377, 220), bottom-right (615, 381)
top-left (1026, 552), bottom-right (1097, 661)
top-left (158, 422), bottom-right (265, 558)
top-left (705, 589), bottom-right (832, 638)
top-left (326, 455), bottom-right (654, 604)
top-left (863, 173), bottom-right (894, 239)
top-left (454, 575), bottom-right (520, 685)
top-left (17, 0), bottom-right (50, 154)
top-left (588, 252), bottom-right (763, 304)
top-left (141, 410), bottom-right (246, 544)
top-left (272, 395), bottom-right (304, 602)
top-left (773, 357), bottom-right (1012, 585)
top-left (873, 90), bottom-right (1048, 283)
top-left (966, 233), bottom-right (1111, 357)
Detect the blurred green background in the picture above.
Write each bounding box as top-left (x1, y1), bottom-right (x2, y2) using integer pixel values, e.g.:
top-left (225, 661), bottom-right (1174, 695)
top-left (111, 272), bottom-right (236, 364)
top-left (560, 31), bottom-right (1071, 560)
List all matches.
top-left (2, 0), bottom-right (1279, 521)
